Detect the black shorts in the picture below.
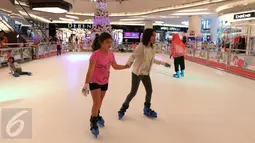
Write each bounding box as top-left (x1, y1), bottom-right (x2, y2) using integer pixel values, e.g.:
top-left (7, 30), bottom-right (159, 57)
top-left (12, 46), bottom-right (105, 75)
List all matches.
top-left (89, 83), bottom-right (108, 91)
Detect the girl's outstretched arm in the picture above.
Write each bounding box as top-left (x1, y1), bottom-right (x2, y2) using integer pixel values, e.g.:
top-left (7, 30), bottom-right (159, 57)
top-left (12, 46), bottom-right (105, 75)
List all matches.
top-left (111, 52), bottom-right (129, 70)
top-left (112, 60), bottom-right (129, 70)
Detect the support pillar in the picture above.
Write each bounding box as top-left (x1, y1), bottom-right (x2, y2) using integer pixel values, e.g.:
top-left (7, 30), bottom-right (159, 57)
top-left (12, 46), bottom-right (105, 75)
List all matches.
top-left (188, 15), bottom-right (202, 36)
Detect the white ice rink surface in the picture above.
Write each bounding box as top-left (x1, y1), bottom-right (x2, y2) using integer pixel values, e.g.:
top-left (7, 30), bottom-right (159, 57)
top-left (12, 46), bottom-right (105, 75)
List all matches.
top-left (0, 52), bottom-right (255, 143)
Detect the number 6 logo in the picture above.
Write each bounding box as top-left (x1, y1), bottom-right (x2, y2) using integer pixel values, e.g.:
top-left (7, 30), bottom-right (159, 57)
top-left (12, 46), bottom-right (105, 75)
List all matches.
top-left (5, 110), bottom-right (28, 137)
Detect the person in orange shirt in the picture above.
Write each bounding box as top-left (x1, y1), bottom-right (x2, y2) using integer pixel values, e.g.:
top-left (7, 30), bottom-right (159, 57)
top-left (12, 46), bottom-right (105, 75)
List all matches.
top-left (0, 31), bottom-right (8, 48)
top-left (170, 33), bottom-right (186, 78)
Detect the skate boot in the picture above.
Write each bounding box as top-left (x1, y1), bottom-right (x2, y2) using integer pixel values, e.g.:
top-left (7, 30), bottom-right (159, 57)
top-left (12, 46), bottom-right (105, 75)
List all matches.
top-left (143, 103), bottom-right (157, 118)
top-left (181, 70), bottom-right (184, 77)
top-left (27, 72), bottom-right (32, 76)
top-left (173, 71), bottom-right (180, 78)
top-left (118, 104), bottom-right (129, 120)
top-left (90, 116), bottom-right (99, 137)
top-left (12, 73), bottom-right (20, 77)
top-left (97, 110), bottom-right (105, 126)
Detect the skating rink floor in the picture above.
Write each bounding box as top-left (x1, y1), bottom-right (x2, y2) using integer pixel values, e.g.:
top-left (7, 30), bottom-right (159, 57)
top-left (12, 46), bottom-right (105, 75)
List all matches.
top-left (0, 52), bottom-right (255, 143)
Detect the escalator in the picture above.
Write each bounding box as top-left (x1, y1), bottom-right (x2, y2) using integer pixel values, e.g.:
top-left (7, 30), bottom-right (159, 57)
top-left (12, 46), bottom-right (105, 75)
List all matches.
top-left (0, 0), bottom-right (51, 67)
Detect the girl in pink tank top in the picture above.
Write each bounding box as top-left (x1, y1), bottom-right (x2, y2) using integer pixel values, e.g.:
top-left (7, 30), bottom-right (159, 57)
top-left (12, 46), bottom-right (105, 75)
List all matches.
top-left (82, 32), bottom-right (129, 137)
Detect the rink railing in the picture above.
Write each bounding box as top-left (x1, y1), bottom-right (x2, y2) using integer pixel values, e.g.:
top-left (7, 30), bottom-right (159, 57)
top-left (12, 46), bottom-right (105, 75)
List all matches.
top-left (0, 43), bottom-right (72, 68)
top-left (118, 42), bottom-right (255, 80)
top-left (185, 48), bottom-right (255, 79)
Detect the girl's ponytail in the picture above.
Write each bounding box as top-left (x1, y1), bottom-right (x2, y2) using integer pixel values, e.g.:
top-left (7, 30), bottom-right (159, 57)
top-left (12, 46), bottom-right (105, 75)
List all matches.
top-left (92, 34), bottom-right (100, 52)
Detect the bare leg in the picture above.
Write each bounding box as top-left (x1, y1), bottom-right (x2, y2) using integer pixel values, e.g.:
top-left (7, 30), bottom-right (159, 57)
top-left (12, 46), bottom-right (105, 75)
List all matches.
top-left (91, 89), bottom-right (102, 117)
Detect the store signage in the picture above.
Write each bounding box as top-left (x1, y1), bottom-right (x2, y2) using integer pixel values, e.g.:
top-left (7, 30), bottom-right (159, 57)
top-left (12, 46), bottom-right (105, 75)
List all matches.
top-left (234, 12), bottom-right (255, 20)
top-left (67, 23), bottom-right (92, 29)
top-left (160, 27), bottom-right (181, 31)
top-left (153, 26), bottom-right (187, 32)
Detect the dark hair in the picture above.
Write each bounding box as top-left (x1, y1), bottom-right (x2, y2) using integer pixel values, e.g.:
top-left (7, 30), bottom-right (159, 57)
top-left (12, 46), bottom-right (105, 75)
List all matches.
top-left (142, 28), bottom-right (155, 47)
top-left (92, 32), bottom-right (112, 52)
top-left (92, 34), bottom-right (100, 52)
top-left (98, 32), bottom-right (112, 44)
top-left (8, 57), bottom-right (15, 63)
top-left (0, 30), bottom-right (5, 35)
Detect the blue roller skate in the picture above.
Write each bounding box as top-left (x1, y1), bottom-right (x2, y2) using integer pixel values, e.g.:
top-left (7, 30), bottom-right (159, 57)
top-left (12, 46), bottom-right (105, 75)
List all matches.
top-left (181, 70), bottom-right (184, 77)
top-left (12, 73), bottom-right (20, 77)
top-left (118, 104), bottom-right (129, 120)
top-left (173, 71), bottom-right (180, 78)
top-left (27, 72), bottom-right (32, 76)
top-left (143, 103), bottom-right (157, 118)
top-left (98, 116), bottom-right (105, 126)
top-left (90, 116), bottom-right (99, 137)
top-left (97, 110), bottom-right (105, 126)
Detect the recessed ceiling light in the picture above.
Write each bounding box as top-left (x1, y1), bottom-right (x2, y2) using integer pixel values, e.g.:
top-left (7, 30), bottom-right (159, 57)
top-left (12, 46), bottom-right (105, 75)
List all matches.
top-left (65, 15), bottom-right (79, 19)
top-left (32, 7), bottom-right (68, 13)
top-left (177, 9), bottom-right (208, 12)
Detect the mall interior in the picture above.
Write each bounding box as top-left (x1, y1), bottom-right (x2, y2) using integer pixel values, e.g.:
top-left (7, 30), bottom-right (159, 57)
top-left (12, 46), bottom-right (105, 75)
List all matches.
top-left (0, 0), bottom-right (255, 142)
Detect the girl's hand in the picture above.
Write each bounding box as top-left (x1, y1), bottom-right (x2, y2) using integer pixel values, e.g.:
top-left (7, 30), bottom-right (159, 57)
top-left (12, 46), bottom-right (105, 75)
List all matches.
top-left (126, 61), bottom-right (133, 67)
top-left (82, 83), bottom-right (89, 96)
top-left (124, 64), bottom-right (130, 68)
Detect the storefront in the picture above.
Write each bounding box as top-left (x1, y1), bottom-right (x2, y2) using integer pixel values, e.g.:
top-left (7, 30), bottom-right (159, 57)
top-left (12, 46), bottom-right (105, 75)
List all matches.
top-left (50, 23), bottom-right (92, 43)
top-left (218, 11), bottom-right (255, 54)
top-left (111, 25), bottom-right (143, 43)
top-left (153, 26), bottom-right (188, 42)
top-left (50, 23), bottom-right (145, 45)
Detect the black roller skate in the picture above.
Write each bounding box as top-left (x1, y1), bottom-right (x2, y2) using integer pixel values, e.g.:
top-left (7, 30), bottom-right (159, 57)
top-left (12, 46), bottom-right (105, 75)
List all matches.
top-left (90, 116), bottom-right (99, 137)
top-left (97, 110), bottom-right (105, 126)
top-left (118, 104), bottom-right (129, 120)
top-left (143, 103), bottom-right (157, 118)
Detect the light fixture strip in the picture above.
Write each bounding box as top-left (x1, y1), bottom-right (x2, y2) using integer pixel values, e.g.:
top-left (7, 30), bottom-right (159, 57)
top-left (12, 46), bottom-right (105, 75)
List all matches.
top-left (32, 7), bottom-right (68, 14)
top-left (172, 12), bottom-right (212, 15)
top-left (65, 15), bottom-right (79, 19)
top-left (177, 8), bottom-right (208, 12)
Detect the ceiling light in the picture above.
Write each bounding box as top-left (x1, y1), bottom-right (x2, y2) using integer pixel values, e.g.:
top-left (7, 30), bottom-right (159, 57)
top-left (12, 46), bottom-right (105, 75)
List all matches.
top-left (155, 21), bottom-right (164, 24)
top-left (66, 15), bottom-right (79, 19)
top-left (32, 7), bottom-right (68, 13)
top-left (30, 0), bottom-right (72, 14)
top-left (172, 12), bottom-right (212, 16)
top-left (59, 17), bottom-right (75, 22)
top-left (177, 9), bottom-right (208, 12)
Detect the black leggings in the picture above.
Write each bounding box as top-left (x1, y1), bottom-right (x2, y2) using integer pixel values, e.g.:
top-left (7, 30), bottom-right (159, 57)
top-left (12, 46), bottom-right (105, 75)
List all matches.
top-left (174, 56), bottom-right (185, 72)
top-left (15, 69), bottom-right (30, 75)
top-left (57, 47), bottom-right (61, 56)
top-left (123, 73), bottom-right (152, 106)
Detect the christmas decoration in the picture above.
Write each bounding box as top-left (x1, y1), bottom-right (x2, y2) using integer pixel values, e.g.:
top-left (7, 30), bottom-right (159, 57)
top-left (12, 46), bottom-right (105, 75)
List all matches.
top-left (91, 0), bottom-right (112, 38)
